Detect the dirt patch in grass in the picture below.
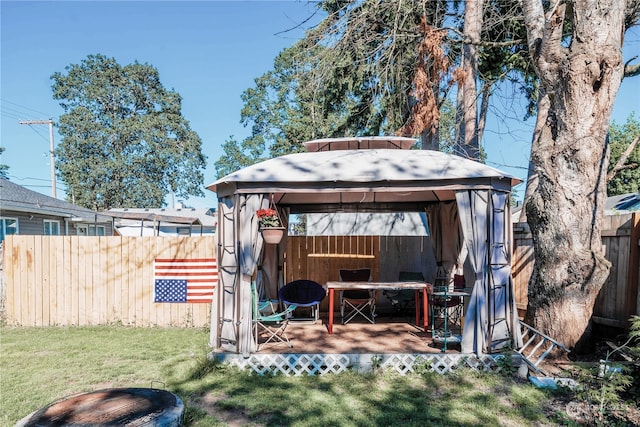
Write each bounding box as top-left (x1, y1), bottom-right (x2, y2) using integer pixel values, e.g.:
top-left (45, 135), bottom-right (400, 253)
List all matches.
top-left (188, 391), bottom-right (261, 427)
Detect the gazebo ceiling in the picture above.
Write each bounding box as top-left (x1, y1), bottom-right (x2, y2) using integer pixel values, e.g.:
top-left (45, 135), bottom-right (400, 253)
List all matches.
top-left (207, 145), bottom-right (520, 213)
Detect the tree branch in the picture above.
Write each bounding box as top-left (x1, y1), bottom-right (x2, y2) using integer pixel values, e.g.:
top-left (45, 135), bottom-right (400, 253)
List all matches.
top-left (607, 133), bottom-right (640, 182)
top-left (624, 56), bottom-right (640, 77)
top-left (444, 27), bottom-right (524, 47)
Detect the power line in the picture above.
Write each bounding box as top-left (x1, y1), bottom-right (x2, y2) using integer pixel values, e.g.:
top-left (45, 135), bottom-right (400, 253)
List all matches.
top-left (19, 119), bottom-right (57, 198)
top-left (23, 123), bottom-right (51, 143)
top-left (1, 99), bottom-right (52, 117)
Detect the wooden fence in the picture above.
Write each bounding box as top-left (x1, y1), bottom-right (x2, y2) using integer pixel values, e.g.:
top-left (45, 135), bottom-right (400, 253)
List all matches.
top-left (2, 212), bottom-right (638, 329)
top-left (512, 213), bottom-right (640, 329)
top-left (284, 235), bottom-right (436, 313)
top-left (1, 236), bottom-right (216, 327)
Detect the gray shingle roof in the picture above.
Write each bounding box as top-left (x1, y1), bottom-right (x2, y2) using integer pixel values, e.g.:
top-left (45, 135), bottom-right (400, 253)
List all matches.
top-left (0, 178), bottom-right (111, 221)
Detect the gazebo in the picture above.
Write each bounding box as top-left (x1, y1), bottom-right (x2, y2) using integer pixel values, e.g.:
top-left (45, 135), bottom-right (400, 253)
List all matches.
top-left (207, 136), bottom-right (522, 364)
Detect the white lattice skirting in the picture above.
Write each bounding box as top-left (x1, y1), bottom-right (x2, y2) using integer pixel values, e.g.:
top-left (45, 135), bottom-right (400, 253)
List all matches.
top-left (211, 352), bottom-right (518, 376)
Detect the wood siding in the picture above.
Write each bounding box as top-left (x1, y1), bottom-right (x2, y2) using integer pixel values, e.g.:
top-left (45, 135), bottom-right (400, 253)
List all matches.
top-left (1, 210), bottom-right (114, 236)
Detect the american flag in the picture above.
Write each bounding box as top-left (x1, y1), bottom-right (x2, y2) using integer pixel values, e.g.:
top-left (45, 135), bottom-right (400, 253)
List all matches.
top-left (153, 258), bottom-right (217, 303)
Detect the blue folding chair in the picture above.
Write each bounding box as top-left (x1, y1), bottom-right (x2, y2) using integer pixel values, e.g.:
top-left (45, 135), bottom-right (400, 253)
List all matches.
top-left (279, 279), bottom-right (326, 324)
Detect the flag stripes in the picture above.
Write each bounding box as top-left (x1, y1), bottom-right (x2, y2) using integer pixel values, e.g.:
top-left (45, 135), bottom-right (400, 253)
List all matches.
top-left (153, 258), bottom-right (217, 303)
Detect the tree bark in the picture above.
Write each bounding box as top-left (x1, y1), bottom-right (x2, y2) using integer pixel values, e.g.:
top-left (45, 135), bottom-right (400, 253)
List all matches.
top-left (456, 0), bottom-right (482, 160)
top-left (522, 0), bottom-right (625, 353)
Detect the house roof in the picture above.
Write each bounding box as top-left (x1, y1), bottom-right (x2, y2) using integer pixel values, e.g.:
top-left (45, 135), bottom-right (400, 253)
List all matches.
top-left (0, 178), bottom-right (112, 222)
top-left (605, 192), bottom-right (640, 213)
top-left (514, 192), bottom-right (640, 222)
top-left (208, 147), bottom-right (521, 213)
top-left (107, 207), bottom-right (217, 226)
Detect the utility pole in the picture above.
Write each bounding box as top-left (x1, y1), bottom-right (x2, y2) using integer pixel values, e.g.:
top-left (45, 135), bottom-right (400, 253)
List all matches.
top-left (19, 119), bottom-right (56, 198)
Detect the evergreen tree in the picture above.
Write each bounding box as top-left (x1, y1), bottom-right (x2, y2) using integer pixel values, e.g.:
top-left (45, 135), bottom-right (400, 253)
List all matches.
top-left (51, 54), bottom-right (206, 210)
top-left (607, 113), bottom-right (640, 196)
top-left (0, 147), bottom-right (9, 179)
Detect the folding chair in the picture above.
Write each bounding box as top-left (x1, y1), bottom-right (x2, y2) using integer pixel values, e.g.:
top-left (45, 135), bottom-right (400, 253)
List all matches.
top-left (251, 282), bottom-right (296, 350)
top-left (339, 268), bottom-right (376, 325)
top-left (279, 279), bottom-right (326, 324)
top-left (383, 271), bottom-right (423, 317)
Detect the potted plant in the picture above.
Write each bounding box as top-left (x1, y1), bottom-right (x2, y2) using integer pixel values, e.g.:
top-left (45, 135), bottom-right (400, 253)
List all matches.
top-left (256, 208), bottom-right (285, 244)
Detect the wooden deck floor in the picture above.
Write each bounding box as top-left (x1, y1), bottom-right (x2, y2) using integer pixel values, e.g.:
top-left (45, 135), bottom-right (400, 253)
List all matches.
top-left (255, 313), bottom-right (462, 354)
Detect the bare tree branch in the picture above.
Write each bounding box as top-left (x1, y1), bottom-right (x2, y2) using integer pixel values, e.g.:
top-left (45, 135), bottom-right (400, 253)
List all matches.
top-left (607, 133), bottom-right (640, 181)
top-left (624, 56), bottom-right (640, 77)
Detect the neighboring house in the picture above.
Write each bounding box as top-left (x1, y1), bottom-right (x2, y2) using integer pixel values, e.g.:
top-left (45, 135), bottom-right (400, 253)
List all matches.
top-left (513, 192), bottom-right (640, 222)
top-left (107, 206), bottom-right (216, 236)
top-left (605, 192), bottom-right (640, 214)
top-left (0, 178), bottom-right (113, 241)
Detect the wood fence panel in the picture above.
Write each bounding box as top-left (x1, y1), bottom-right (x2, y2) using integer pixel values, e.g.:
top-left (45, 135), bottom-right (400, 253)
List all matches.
top-left (512, 223), bottom-right (534, 315)
top-left (630, 214), bottom-right (640, 318)
top-left (61, 236), bottom-right (72, 325)
top-left (93, 237), bottom-right (105, 325)
top-left (21, 236), bottom-right (33, 326)
top-left (154, 237), bottom-right (173, 326)
top-left (284, 236), bottom-right (305, 281)
top-left (379, 236), bottom-right (435, 282)
top-left (595, 215), bottom-right (632, 328)
top-left (1, 236), bottom-right (216, 327)
top-left (285, 236), bottom-right (379, 312)
top-left (48, 237), bottom-right (59, 326)
top-left (34, 236), bottom-right (45, 326)
top-left (82, 238), bottom-right (93, 325)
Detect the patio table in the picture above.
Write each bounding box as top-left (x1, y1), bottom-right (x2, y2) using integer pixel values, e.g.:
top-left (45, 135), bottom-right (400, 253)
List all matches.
top-left (323, 281), bottom-right (432, 334)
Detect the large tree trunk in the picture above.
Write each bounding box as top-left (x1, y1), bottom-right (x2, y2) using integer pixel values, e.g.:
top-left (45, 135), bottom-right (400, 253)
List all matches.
top-left (522, 0), bottom-right (625, 353)
top-left (456, 0), bottom-right (482, 159)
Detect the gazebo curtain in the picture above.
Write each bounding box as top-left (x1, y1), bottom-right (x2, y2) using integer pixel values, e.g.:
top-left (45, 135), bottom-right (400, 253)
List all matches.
top-left (456, 190), bottom-right (490, 354)
top-left (488, 191), bottom-right (523, 351)
top-left (426, 201), bottom-right (463, 278)
top-left (209, 194), bottom-right (267, 356)
top-left (456, 189), bottom-right (521, 354)
top-left (212, 194), bottom-right (291, 356)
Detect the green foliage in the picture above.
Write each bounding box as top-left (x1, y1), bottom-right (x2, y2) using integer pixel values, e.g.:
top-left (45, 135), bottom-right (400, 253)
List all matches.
top-left (569, 319), bottom-right (640, 425)
top-left (216, 0), bottom-right (537, 176)
top-left (216, 1), bottom-right (446, 177)
top-left (51, 54), bottom-right (206, 210)
top-left (479, 1), bottom-right (538, 119)
top-left (607, 113), bottom-right (640, 196)
top-left (495, 353), bottom-right (517, 376)
top-left (0, 147), bottom-right (9, 179)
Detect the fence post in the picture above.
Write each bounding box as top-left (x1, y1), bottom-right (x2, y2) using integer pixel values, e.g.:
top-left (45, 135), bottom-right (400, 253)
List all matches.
top-left (629, 212), bottom-right (640, 322)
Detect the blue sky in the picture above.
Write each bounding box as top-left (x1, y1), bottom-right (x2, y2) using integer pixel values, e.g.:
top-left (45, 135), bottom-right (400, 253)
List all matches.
top-left (1, 1), bottom-right (639, 209)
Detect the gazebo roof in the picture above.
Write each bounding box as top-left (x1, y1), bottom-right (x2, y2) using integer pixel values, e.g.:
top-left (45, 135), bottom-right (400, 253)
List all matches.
top-left (207, 147), bottom-right (520, 213)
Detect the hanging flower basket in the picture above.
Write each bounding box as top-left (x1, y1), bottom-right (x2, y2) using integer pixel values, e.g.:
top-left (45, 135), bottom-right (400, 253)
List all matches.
top-left (256, 208), bottom-right (285, 244)
top-left (260, 227), bottom-right (286, 244)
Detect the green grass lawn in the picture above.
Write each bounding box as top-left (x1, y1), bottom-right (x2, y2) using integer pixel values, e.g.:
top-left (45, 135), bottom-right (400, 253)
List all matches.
top-left (0, 325), bottom-right (630, 426)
